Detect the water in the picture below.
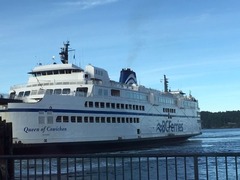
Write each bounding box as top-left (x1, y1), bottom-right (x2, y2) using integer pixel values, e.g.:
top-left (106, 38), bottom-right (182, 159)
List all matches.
top-left (106, 128), bottom-right (240, 155)
top-left (13, 128), bottom-right (240, 179)
top-left (191, 128), bottom-right (240, 153)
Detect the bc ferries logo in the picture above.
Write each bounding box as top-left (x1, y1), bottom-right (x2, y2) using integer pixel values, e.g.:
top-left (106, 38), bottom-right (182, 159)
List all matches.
top-left (156, 120), bottom-right (183, 133)
top-left (24, 126), bottom-right (67, 133)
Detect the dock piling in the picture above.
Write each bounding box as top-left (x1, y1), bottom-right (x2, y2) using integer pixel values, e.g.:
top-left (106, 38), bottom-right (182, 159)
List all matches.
top-left (0, 119), bottom-right (13, 179)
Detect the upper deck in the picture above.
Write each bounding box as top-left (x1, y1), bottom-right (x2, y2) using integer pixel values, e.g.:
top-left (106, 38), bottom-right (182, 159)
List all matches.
top-left (6, 41), bottom-right (199, 110)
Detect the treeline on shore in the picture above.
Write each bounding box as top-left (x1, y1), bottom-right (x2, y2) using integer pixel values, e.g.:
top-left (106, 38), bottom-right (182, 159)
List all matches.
top-left (201, 111), bottom-right (240, 129)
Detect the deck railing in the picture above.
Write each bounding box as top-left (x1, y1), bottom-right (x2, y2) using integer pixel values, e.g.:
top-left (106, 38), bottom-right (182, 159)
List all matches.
top-left (0, 152), bottom-right (239, 180)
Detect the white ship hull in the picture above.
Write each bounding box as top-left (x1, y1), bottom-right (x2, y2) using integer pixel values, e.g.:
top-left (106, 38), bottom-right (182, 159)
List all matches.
top-left (1, 94), bottom-right (201, 145)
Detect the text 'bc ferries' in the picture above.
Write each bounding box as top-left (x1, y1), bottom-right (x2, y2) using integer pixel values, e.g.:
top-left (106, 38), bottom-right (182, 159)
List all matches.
top-left (0, 41), bottom-right (201, 154)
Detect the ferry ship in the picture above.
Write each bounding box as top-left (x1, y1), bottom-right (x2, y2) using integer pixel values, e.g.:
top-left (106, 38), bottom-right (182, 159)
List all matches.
top-left (0, 42), bottom-right (201, 154)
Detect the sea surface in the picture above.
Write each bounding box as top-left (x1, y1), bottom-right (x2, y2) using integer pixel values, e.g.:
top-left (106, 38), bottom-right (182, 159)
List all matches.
top-left (119, 128), bottom-right (240, 154)
top-left (14, 128), bottom-right (240, 179)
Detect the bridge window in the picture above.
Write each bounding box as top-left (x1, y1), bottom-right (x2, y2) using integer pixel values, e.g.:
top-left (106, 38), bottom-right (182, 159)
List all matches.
top-left (18, 91), bottom-right (24, 97)
top-left (62, 88), bottom-right (70, 94)
top-left (24, 91), bottom-right (31, 97)
top-left (47, 71), bottom-right (53, 75)
top-left (66, 70), bottom-right (71, 74)
top-left (54, 89), bottom-right (62, 94)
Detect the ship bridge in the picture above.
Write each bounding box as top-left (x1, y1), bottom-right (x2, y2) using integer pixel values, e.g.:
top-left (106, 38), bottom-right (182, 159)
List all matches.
top-left (28, 63), bottom-right (83, 76)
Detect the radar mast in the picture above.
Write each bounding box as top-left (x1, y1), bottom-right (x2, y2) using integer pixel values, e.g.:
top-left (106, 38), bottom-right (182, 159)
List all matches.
top-left (164, 75), bottom-right (169, 92)
top-left (59, 41), bottom-right (70, 64)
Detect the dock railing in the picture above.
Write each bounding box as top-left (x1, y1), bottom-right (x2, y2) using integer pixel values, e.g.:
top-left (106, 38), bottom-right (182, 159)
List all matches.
top-left (1, 152), bottom-right (240, 180)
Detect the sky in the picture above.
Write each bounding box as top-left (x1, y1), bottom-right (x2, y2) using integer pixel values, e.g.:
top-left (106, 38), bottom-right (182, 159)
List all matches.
top-left (0, 0), bottom-right (240, 112)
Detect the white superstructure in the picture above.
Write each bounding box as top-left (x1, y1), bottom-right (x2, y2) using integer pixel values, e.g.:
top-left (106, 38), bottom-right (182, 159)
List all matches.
top-left (0, 42), bottom-right (201, 146)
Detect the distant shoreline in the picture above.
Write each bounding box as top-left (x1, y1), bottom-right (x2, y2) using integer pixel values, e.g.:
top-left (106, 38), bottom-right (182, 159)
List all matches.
top-left (201, 111), bottom-right (240, 129)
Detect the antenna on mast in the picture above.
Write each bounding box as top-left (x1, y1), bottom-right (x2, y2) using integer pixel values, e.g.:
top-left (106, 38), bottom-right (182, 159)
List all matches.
top-left (59, 41), bottom-right (70, 64)
top-left (164, 75), bottom-right (169, 92)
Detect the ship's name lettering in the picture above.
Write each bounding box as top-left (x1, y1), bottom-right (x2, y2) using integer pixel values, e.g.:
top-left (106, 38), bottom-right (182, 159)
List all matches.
top-left (156, 120), bottom-right (183, 133)
top-left (24, 126), bottom-right (67, 133)
top-left (24, 127), bottom-right (39, 133)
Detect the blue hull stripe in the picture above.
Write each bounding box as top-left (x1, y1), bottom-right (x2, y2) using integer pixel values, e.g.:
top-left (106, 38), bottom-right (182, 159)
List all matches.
top-left (0, 108), bottom-right (198, 119)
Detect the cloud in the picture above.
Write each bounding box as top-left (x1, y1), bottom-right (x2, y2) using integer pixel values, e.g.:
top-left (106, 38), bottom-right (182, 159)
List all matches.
top-left (61, 0), bottom-right (119, 9)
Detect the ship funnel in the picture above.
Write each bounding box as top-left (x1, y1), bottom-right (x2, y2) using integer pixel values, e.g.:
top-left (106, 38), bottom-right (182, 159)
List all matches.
top-left (119, 68), bottom-right (137, 85)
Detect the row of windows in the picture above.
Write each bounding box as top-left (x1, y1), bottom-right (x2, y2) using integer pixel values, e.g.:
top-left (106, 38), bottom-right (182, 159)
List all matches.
top-left (33, 69), bottom-right (82, 77)
top-left (158, 97), bottom-right (177, 105)
top-left (84, 101), bottom-right (145, 111)
top-left (125, 92), bottom-right (148, 101)
top-left (17, 88), bottom-right (72, 97)
top-left (17, 87), bottom-right (90, 98)
top-left (163, 108), bottom-right (176, 113)
top-left (97, 88), bottom-right (108, 96)
top-left (17, 87), bottom-right (148, 102)
top-left (97, 88), bottom-right (148, 101)
top-left (183, 101), bottom-right (197, 108)
top-left (56, 116), bottom-right (140, 124)
top-left (95, 69), bottom-right (104, 76)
